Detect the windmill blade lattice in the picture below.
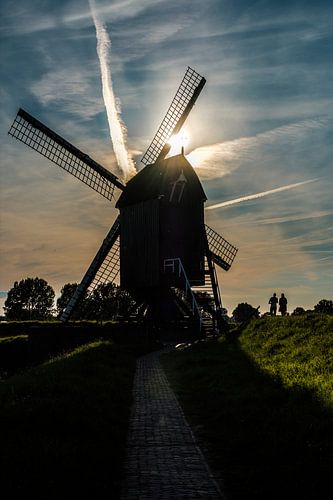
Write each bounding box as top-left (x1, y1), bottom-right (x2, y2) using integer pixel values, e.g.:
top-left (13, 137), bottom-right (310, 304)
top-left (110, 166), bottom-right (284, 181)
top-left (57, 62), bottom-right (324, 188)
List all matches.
top-left (205, 224), bottom-right (238, 271)
top-left (9, 108), bottom-right (124, 201)
top-left (141, 67), bottom-right (206, 166)
top-left (60, 217), bottom-right (120, 321)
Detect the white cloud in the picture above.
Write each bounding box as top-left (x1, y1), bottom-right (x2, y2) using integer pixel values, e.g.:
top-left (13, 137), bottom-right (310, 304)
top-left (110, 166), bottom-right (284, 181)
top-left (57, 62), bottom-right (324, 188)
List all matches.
top-left (251, 210), bottom-right (332, 225)
top-left (206, 179), bottom-right (319, 210)
top-left (188, 117), bottom-right (329, 180)
top-left (89, 0), bottom-right (136, 181)
top-left (30, 68), bottom-right (103, 118)
top-left (221, 211), bottom-right (333, 229)
top-left (64, 0), bottom-right (166, 26)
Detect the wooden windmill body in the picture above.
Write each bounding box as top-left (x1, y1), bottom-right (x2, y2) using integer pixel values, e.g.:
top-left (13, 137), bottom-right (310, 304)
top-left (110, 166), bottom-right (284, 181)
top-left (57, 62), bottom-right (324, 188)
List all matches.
top-left (8, 68), bottom-right (238, 336)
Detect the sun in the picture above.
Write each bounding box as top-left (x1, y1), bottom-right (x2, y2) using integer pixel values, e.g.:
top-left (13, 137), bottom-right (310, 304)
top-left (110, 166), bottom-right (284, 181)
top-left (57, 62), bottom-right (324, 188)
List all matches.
top-left (167, 128), bottom-right (190, 156)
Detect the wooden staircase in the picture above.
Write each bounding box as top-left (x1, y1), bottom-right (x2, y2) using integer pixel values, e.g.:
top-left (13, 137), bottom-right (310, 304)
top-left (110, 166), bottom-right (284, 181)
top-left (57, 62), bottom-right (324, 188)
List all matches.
top-left (192, 256), bottom-right (223, 336)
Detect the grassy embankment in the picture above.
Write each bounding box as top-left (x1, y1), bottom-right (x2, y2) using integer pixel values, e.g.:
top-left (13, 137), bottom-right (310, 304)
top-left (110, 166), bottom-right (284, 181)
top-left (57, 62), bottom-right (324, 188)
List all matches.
top-left (0, 321), bottom-right (107, 378)
top-left (162, 314), bottom-right (333, 500)
top-left (0, 339), bottom-right (146, 499)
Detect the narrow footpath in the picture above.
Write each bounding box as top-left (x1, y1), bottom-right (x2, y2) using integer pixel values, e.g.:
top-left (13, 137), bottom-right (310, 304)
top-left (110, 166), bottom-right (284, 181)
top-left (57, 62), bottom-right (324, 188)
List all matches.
top-left (121, 349), bottom-right (224, 499)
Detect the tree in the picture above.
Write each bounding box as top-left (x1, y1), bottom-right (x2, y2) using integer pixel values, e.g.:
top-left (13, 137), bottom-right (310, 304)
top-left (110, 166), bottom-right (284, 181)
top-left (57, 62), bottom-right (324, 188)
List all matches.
top-left (88, 282), bottom-right (119, 320)
top-left (57, 281), bottom-right (137, 321)
top-left (4, 277), bottom-right (55, 320)
top-left (232, 302), bottom-right (260, 323)
top-left (292, 307), bottom-right (306, 316)
top-left (115, 288), bottom-right (137, 317)
top-left (84, 283), bottom-right (137, 320)
top-left (57, 283), bottom-right (79, 318)
top-left (314, 299), bottom-right (333, 314)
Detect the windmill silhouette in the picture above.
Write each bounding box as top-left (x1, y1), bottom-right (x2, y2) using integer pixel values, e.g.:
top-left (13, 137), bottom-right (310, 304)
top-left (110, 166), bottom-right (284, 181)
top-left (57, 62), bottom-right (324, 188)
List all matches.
top-left (8, 67), bottom-right (238, 336)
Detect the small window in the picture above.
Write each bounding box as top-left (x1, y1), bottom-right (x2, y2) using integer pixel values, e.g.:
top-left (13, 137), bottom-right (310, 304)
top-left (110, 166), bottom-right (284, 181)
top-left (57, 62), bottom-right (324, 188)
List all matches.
top-left (169, 170), bottom-right (187, 203)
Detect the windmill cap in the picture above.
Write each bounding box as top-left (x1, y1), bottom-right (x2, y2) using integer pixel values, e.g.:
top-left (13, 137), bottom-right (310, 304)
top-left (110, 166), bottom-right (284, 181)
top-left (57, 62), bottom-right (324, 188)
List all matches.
top-left (116, 154), bottom-right (207, 208)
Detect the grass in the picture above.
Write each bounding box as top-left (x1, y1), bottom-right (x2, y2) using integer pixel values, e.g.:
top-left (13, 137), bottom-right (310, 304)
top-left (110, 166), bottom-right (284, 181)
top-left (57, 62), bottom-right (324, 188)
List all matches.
top-left (0, 322), bottom-right (132, 378)
top-left (161, 314), bottom-right (333, 500)
top-left (0, 340), bottom-right (145, 499)
top-left (239, 314), bottom-right (333, 407)
top-left (0, 335), bottom-right (30, 378)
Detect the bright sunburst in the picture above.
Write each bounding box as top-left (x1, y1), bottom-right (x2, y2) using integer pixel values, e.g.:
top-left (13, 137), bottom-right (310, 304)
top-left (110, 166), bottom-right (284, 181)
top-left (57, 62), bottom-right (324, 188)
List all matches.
top-left (167, 128), bottom-right (190, 156)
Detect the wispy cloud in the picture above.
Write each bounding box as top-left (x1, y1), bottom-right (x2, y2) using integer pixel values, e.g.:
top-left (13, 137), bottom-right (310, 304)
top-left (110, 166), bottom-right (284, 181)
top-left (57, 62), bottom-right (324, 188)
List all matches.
top-left (0, 0), bottom-right (167, 36)
top-left (188, 117), bottom-right (328, 180)
top-left (220, 211), bottom-right (333, 229)
top-left (206, 179), bottom-right (319, 210)
top-left (89, 0), bottom-right (136, 181)
top-left (0, 8), bottom-right (57, 36)
top-left (30, 68), bottom-right (104, 118)
top-left (250, 210), bottom-right (332, 225)
top-left (65, 0), bottom-right (166, 26)
top-left (201, 13), bottom-right (333, 45)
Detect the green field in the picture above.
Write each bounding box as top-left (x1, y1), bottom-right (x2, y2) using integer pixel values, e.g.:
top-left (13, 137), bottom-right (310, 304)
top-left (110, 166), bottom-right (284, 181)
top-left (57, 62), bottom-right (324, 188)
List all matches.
top-left (162, 314), bottom-right (333, 500)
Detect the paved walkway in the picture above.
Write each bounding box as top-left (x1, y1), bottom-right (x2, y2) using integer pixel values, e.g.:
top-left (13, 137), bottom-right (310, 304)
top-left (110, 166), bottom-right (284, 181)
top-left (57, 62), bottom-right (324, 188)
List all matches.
top-left (121, 349), bottom-right (224, 499)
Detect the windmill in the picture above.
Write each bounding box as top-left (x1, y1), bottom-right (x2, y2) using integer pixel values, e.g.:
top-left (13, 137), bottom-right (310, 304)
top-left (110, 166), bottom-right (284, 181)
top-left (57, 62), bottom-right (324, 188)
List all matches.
top-left (8, 67), bottom-right (238, 336)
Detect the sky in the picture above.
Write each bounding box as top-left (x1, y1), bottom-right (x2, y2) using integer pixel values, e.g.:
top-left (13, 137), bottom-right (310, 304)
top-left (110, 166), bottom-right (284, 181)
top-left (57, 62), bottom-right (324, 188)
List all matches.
top-left (0, 0), bottom-right (332, 316)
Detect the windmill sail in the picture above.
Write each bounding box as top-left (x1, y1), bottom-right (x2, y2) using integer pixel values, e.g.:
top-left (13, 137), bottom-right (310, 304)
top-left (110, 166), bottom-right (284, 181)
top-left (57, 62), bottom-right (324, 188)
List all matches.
top-left (8, 66), bottom-right (239, 334)
top-left (205, 224), bottom-right (238, 271)
top-left (60, 216), bottom-right (120, 321)
top-left (9, 108), bottom-right (124, 201)
top-left (141, 67), bottom-right (206, 166)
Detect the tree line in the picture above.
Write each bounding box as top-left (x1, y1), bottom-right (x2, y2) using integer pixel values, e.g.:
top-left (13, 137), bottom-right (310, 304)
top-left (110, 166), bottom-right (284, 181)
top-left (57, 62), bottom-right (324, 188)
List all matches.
top-left (232, 300), bottom-right (333, 323)
top-left (3, 276), bottom-right (333, 321)
top-left (3, 277), bottom-right (135, 321)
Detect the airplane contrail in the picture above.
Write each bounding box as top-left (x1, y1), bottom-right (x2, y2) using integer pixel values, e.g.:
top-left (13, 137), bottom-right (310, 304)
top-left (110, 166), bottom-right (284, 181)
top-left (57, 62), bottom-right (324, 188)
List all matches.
top-left (89, 0), bottom-right (136, 181)
top-left (206, 179), bottom-right (318, 210)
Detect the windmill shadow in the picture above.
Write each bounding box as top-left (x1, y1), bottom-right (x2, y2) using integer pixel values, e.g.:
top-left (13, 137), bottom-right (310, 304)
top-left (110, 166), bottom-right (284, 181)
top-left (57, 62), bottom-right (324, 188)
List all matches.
top-left (178, 338), bottom-right (332, 500)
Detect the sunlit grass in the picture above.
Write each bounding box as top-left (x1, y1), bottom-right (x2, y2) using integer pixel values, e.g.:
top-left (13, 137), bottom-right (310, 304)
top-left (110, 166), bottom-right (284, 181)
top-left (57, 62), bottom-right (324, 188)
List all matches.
top-left (240, 314), bottom-right (333, 407)
top-left (0, 334), bottom-right (28, 341)
top-left (161, 314), bottom-right (333, 500)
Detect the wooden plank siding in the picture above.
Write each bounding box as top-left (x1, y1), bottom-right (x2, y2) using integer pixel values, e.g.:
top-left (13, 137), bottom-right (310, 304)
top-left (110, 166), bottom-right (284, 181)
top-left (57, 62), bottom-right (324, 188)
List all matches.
top-left (120, 199), bottom-right (159, 288)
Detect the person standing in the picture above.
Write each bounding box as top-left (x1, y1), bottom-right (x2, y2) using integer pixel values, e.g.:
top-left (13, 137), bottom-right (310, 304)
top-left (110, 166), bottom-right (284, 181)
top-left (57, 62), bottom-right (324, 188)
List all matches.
top-left (269, 293), bottom-right (278, 316)
top-left (279, 293), bottom-right (288, 316)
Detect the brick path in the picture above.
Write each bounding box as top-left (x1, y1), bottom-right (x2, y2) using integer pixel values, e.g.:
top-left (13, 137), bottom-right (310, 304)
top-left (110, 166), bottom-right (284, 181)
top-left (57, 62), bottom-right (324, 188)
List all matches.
top-left (120, 349), bottom-right (224, 499)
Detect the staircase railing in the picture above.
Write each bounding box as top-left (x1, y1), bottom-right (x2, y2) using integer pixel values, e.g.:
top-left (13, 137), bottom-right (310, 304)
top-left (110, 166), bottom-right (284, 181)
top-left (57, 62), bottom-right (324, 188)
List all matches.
top-left (163, 258), bottom-right (202, 326)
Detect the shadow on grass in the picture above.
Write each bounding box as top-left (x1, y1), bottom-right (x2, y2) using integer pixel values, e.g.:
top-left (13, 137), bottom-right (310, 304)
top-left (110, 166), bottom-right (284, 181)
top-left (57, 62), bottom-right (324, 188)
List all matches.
top-left (0, 341), bottom-right (147, 499)
top-left (162, 338), bottom-right (332, 500)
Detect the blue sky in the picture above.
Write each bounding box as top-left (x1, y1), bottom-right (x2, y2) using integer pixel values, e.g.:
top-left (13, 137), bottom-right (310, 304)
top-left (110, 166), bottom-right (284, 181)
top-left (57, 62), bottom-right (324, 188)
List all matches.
top-left (0, 0), bottom-right (332, 315)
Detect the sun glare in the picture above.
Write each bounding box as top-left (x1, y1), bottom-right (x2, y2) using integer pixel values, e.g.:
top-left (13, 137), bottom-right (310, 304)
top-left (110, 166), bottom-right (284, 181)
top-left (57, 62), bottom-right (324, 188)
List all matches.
top-left (168, 128), bottom-right (190, 156)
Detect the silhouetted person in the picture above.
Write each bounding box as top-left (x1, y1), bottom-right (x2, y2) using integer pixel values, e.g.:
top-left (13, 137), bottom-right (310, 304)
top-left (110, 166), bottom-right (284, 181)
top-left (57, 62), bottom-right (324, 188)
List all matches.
top-left (269, 293), bottom-right (278, 316)
top-left (279, 293), bottom-right (288, 316)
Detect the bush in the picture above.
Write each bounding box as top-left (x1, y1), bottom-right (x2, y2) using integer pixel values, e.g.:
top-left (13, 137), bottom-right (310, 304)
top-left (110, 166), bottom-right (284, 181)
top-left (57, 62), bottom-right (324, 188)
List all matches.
top-left (232, 302), bottom-right (260, 323)
top-left (292, 307), bottom-right (306, 315)
top-left (314, 299), bottom-right (333, 314)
